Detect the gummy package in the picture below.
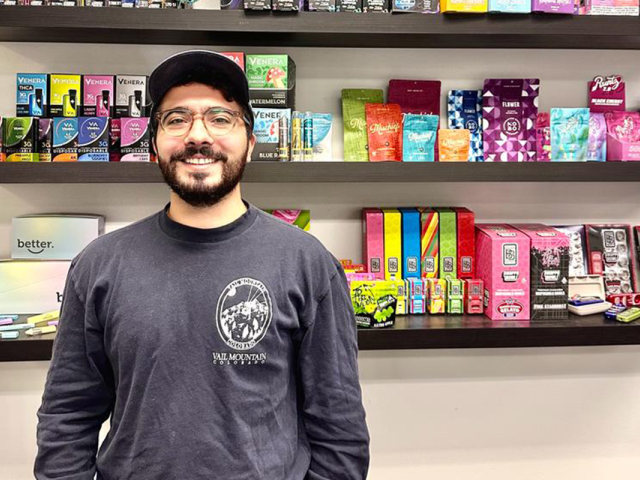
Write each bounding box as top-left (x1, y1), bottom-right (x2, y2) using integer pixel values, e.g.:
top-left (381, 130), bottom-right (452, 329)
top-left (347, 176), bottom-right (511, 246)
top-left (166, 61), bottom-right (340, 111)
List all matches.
top-left (365, 103), bottom-right (402, 162)
top-left (341, 89), bottom-right (384, 162)
top-left (550, 108), bottom-right (589, 161)
top-left (587, 112), bottom-right (607, 162)
top-left (605, 111), bottom-right (640, 143)
top-left (448, 90), bottom-right (483, 162)
top-left (535, 112), bottom-right (551, 162)
top-left (402, 114), bottom-right (439, 162)
top-left (438, 129), bottom-right (470, 162)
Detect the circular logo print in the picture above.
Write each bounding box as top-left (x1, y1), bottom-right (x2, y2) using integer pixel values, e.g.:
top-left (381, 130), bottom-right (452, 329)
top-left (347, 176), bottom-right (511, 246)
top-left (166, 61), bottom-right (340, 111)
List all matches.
top-left (216, 278), bottom-right (272, 351)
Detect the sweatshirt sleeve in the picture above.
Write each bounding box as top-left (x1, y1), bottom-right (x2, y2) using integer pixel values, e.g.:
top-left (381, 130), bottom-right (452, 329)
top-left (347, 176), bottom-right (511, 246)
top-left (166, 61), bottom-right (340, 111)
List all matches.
top-left (35, 266), bottom-right (115, 480)
top-left (297, 267), bottom-right (370, 480)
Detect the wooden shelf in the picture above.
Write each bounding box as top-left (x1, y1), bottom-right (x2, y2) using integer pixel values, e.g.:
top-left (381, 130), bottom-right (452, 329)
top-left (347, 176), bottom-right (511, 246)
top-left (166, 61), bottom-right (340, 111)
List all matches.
top-left (2, 7), bottom-right (640, 49)
top-left (3, 313), bottom-right (640, 361)
top-left (2, 161), bottom-right (640, 184)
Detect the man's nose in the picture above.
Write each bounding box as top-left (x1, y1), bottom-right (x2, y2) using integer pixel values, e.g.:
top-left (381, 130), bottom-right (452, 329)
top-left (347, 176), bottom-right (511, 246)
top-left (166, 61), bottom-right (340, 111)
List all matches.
top-left (184, 117), bottom-right (214, 146)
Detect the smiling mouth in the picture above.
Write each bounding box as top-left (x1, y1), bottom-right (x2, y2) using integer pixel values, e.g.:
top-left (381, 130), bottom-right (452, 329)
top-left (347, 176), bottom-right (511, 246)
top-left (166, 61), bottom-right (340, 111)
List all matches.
top-left (27, 248), bottom-right (45, 255)
top-left (182, 158), bottom-right (218, 165)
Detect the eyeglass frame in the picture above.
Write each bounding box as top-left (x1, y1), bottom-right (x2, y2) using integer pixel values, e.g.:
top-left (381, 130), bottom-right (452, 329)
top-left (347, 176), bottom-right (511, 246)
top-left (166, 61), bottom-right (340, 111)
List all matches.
top-left (154, 106), bottom-right (252, 138)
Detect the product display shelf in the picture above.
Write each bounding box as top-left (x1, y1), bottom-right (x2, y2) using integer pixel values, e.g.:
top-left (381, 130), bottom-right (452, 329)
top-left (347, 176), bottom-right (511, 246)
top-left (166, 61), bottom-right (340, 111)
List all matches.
top-left (2, 7), bottom-right (640, 49)
top-left (2, 161), bottom-right (640, 184)
top-left (2, 313), bottom-right (640, 361)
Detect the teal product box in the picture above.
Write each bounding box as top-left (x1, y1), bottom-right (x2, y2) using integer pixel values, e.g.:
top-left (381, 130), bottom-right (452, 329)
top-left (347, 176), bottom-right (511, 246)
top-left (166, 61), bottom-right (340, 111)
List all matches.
top-left (400, 208), bottom-right (421, 279)
top-left (550, 108), bottom-right (589, 162)
top-left (406, 278), bottom-right (426, 314)
top-left (78, 117), bottom-right (110, 162)
top-left (16, 74), bottom-right (48, 118)
top-left (53, 118), bottom-right (79, 162)
top-left (12, 215), bottom-right (105, 260)
top-left (312, 113), bottom-right (333, 161)
top-left (402, 114), bottom-right (438, 162)
top-left (252, 108), bottom-right (291, 161)
top-left (488, 0), bottom-right (530, 12)
top-left (38, 119), bottom-right (53, 163)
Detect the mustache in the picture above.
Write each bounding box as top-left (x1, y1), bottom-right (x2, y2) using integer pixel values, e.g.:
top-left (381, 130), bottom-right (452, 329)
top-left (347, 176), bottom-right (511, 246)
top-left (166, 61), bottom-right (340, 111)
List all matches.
top-left (170, 146), bottom-right (228, 164)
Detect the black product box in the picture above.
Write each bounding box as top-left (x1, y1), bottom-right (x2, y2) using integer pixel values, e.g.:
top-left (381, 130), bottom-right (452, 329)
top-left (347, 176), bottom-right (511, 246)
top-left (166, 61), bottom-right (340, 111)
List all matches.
top-left (273, 0), bottom-right (299, 9)
top-left (336, 0), bottom-right (362, 11)
top-left (251, 142), bottom-right (280, 161)
top-left (109, 0), bottom-right (122, 5)
top-left (38, 119), bottom-right (53, 163)
top-left (392, 0), bottom-right (439, 12)
top-left (586, 224), bottom-right (638, 295)
top-left (244, 0), bottom-right (271, 8)
top-left (363, 0), bottom-right (388, 11)
top-left (305, 0), bottom-right (335, 9)
top-left (110, 118), bottom-right (121, 162)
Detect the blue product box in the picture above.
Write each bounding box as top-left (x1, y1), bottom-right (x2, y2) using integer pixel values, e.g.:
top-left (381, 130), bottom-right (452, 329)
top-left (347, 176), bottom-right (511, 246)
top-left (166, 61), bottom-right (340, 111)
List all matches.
top-left (488, 0), bottom-right (531, 12)
top-left (16, 74), bottom-right (48, 118)
top-left (78, 117), bottom-right (110, 162)
top-left (52, 118), bottom-right (78, 162)
top-left (400, 208), bottom-right (421, 279)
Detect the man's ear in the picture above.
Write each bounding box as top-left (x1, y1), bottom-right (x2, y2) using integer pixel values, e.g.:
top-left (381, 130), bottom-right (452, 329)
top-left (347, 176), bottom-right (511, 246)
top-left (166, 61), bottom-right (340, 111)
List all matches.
top-left (246, 133), bottom-right (256, 163)
top-left (152, 136), bottom-right (158, 156)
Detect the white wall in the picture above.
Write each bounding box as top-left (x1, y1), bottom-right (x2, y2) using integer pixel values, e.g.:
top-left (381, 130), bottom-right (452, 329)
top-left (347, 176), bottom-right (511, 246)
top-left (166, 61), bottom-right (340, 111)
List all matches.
top-left (2, 42), bottom-right (640, 480)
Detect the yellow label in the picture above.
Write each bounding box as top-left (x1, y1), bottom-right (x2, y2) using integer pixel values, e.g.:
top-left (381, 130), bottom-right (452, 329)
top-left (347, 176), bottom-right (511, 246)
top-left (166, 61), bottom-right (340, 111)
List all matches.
top-left (382, 209), bottom-right (403, 280)
top-left (50, 75), bottom-right (81, 106)
top-left (441, 0), bottom-right (488, 12)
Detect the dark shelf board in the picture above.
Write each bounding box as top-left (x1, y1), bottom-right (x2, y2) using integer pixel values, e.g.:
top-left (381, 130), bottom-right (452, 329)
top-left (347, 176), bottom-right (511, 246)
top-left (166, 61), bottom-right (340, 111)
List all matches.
top-left (3, 313), bottom-right (640, 361)
top-left (1, 161), bottom-right (640, 184)
top-left (2, 7), bottom-right (640, 49)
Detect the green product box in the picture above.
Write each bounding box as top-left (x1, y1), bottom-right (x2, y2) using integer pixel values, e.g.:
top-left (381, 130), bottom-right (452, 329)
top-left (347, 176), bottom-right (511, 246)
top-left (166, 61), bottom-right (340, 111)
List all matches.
top-left (2, 117), bottom-right (38, 162)
top-left (437, 207), bottom-right (457, 280)
top-left (341, 89), bottom-right (384, 162)
top-left (246, 55), bottom-right (296, 109)
top-left (350, 280), bottom-right (398, 328)
top-left (49, 74), bottom-right (82, 118)
top-left (446, 278), bottom-right (464, 314)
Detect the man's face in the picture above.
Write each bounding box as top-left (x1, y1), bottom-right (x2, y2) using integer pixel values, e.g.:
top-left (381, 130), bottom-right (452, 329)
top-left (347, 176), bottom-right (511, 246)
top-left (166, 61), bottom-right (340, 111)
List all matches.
top-left (155, 83), bottom-right (255, 208)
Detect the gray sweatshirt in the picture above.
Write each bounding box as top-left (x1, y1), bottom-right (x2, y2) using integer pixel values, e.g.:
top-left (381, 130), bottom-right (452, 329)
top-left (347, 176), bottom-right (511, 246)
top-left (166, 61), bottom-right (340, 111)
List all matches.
top-left (35, 203), bottom-right (369, 480)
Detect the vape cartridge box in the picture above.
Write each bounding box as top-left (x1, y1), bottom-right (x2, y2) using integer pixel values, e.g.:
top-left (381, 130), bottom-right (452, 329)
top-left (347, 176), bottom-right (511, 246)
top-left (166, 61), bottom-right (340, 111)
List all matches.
top-left (585, 224), bottom-right (638, 294)
top-left (82, 75), bottom-right (114, 117)
top-left (465, 279), bottom-right (484, 314)
top-left (393, 279), bottom-right (407, 315)
top-left (407, 278), bottom-right (426, 314)
top-left (436, 208), bottom-right (457, 280)
top-left (362, 208), bottom-right (385, 280)
top-left (38, 119), bottom-right (53, 163)
top-left (49, 74), bottom-right (82, 118)
top-left (78, 117), bottom-right (110, 162)
top-left (12, 215), bottom-right (105, 260)
top-left (420, 208), bottom-right (439, 278)
top-left (453, 207), bottom-right (475, 279)
top-left (2, 117), bottom-right (38, 162)
top-left (350, 280), bottom-right (397, 328)
top-left (427, 278), bottom-right (446, 314)
top-left (16, 73), bottom-right (48, 117)
top-left (363, 0), bottom-right (389, 11)
top-left (306, 0), bottom-right (336, 10)
top-left (554, 225), bottom-right (589, 276)
top-left (0, 260), bottom-right (71, 314)
top-left (110, 119), bottom-right (121, 162)
top-left (589, 0), bottom-right (639, 16)
top-left (475, 224), bottom-right (531, 321)
top-left (512, 224), bottom-right (570, 320)
top-left (400, 208), bottom-right (421, 279)
top-left (441, 0), bottom-right (487, 11)
top-left (53, 118), bottom-right (79, 162)
top-left (247, 55), bottom-right (296, 109)
top-left (336, 0), bottom-right (362, 10)
top-left (115, 75), bottom-right (148, 118)
top-left (252, 108), bottom-right (292, 161)
top-left (446, 278), bottom-right (464, 314)
top-left (120, 118), bottom-right (151, 162)
top-left (221, 0), bottom-right (244, 7)
top-left (244, 0), bottom-right (271, 8)
top-left (220, 52), bottom-right (245, 71)
top-left (531, 0), bottom-right (574, 13)
top-left (392, 0), bottom-right (440, 12)
top-left (383, 209), bottom-right (403, 280)
top-left (488, 0), bottom-right (530, 12)
top-left (272, 0), bottom-right (299, 9)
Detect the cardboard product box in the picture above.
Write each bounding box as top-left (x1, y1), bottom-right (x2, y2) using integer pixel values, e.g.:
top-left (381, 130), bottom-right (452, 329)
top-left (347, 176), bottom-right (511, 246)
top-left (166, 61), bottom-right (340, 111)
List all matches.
top-left (585, 224), bottom-right (638, 295)
top-left (221, 0), bottom-right (243, 7)
top-left (272, 0), bottom-right (299, 9)
top-left (247, 55), bottom-right (296, 109)
top-left (16, 73), bottom-right (48, 117)
top-left (115, 75), bottom-right (148, 118)
top-left (420, 208), bottom-right (439, 279)
top-left (554, 225), bottom-right (589, 276)
top-left (465, 279), bottom-right (484, 314)
top-left (50, 74), bottom-right (81, 118)
top-left (406, 278), bottom-right (426, 314)
top-left (82, 75), bottom-right (114, 117)
top-left (120, 118), bottom-right (151, 162)
top-left (488, 0), bottom-right (530, 12)
top-left (400, 208), bottom-right (421, 279)
top-left (475, 224), bottom-right (531, 321)
top-left (588, 0), bottom-right (639, 15)
top-left (427, 278), bottom-right (446, 314)
top-left (12, 215), bottom-right (105, 260)
top-left (363, 0), bottom-right (389, 10)
top-left (110, 119), bottom-right (121, 162)
top-left (436, 208), bottom-right (457, 280)
top-left (446, 278), bottom-right (464, 314)
top-left (245, 0), bottom-right (271, 8)
top-left (636, 226), bottom-right (640, 287)
top-left (2, 117), bottom-right (38, 162)
top-left (52, 117), bottom-right (79, 162)
top-left (350, 280), bottom-right (397, 328)
top-left (362, 208), bottom-right (385, 280)
top-left (383, 209), bottom-right (403, 280)
top-left (393, 279), bottom-right (407, 315)
top-left (453, 207), bottom-right (475, 279)
top-left (336, 0), bottom-right (362, 9)
top-left (252, 108), bottom-right (291, 161)
top-left (512, 224), bottom-right (570, 320)
top-left (38, 118), bottom-right (53, 163)
top-left (306, 0), bottom-right (336, 10)
top-left (220, 52), bottom-right (245, 71)
top-left (531, 0), bottom-right (574, 12)
top-left (441, 0), bottom-right (487, 11)
top-left (264, 209), bottom-right (310, 231)
top-left (0, 260), bottom-right (71, 314)
top-left (78, 117), bottom-right (110, 162)
top-left (392, 0), bottom-right (439, 12)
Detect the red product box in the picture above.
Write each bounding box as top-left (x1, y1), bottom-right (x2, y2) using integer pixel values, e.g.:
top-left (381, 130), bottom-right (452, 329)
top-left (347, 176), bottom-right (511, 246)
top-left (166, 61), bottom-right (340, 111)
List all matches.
top-left (464, 279), bottom-right (484, 314)
top-left (607, 293), bottom-right (640, 307)
top-left (585, 224), bottom-right (638, 295)
top-left (220, 52), bottom-right (245, 71)
top-left (453, 207), bottom-right (475, 279)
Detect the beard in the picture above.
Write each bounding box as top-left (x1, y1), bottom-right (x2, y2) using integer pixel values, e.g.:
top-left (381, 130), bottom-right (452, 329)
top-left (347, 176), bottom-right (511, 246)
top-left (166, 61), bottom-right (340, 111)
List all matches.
top-left (158, 143), bottom-right (249, 208)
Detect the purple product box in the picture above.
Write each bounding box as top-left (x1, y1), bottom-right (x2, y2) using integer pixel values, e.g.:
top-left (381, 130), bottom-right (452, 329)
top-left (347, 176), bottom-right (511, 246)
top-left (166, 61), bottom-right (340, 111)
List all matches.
top-left (78, 117), bottom-right (110, 162)
top-left (221, 0), bottom-right (244, 6)
top-left (120, 118), bottom-right (151, 162)
top-left (532, 0), bottom-right (574, 12)
top-left (482, 79), bottom-right (540, 162)
top-left (38, 119), bottom-right (53, 163)
top-left (110, 119), bottom-right (121, 162)
top-left (82, 75), bottom-right (114, 118)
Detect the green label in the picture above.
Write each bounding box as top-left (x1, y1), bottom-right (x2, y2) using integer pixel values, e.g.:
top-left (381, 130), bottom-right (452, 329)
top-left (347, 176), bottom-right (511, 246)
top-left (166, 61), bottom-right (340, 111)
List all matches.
top-left (246, 55), bottom-right (289, 89)
top-left (4, 118), bottom-right (33, 147)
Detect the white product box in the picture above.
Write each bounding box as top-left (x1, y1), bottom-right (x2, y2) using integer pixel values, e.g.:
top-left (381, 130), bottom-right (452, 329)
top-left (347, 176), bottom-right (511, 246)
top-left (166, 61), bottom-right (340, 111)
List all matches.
top-left (12, 214), bottom-right (104, 260)
top-left (0, 260), bottom-right (71, 314)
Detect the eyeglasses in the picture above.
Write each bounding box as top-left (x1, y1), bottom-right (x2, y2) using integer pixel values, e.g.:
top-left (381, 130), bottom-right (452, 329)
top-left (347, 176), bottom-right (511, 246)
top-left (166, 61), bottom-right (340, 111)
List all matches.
top-left (156, 107), bottom-right (249, 138)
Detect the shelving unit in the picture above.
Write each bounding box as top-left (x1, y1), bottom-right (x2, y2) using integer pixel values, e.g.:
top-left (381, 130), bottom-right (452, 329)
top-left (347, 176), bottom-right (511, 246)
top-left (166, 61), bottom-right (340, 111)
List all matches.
top-left (2, 313), bottom-right (640, 362)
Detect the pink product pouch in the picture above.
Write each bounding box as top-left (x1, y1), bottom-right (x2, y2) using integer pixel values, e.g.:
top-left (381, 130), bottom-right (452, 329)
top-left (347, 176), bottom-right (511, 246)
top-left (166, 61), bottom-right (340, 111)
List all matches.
top-left (536, 112), bottom-right (551, 162)
top-left (605, 111), bottom-right (640, 143)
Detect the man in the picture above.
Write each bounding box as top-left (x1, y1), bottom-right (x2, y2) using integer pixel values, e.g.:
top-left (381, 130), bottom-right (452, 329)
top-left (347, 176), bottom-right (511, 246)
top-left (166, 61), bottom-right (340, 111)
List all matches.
top-left (35, 50), bottom-right (370, 480)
